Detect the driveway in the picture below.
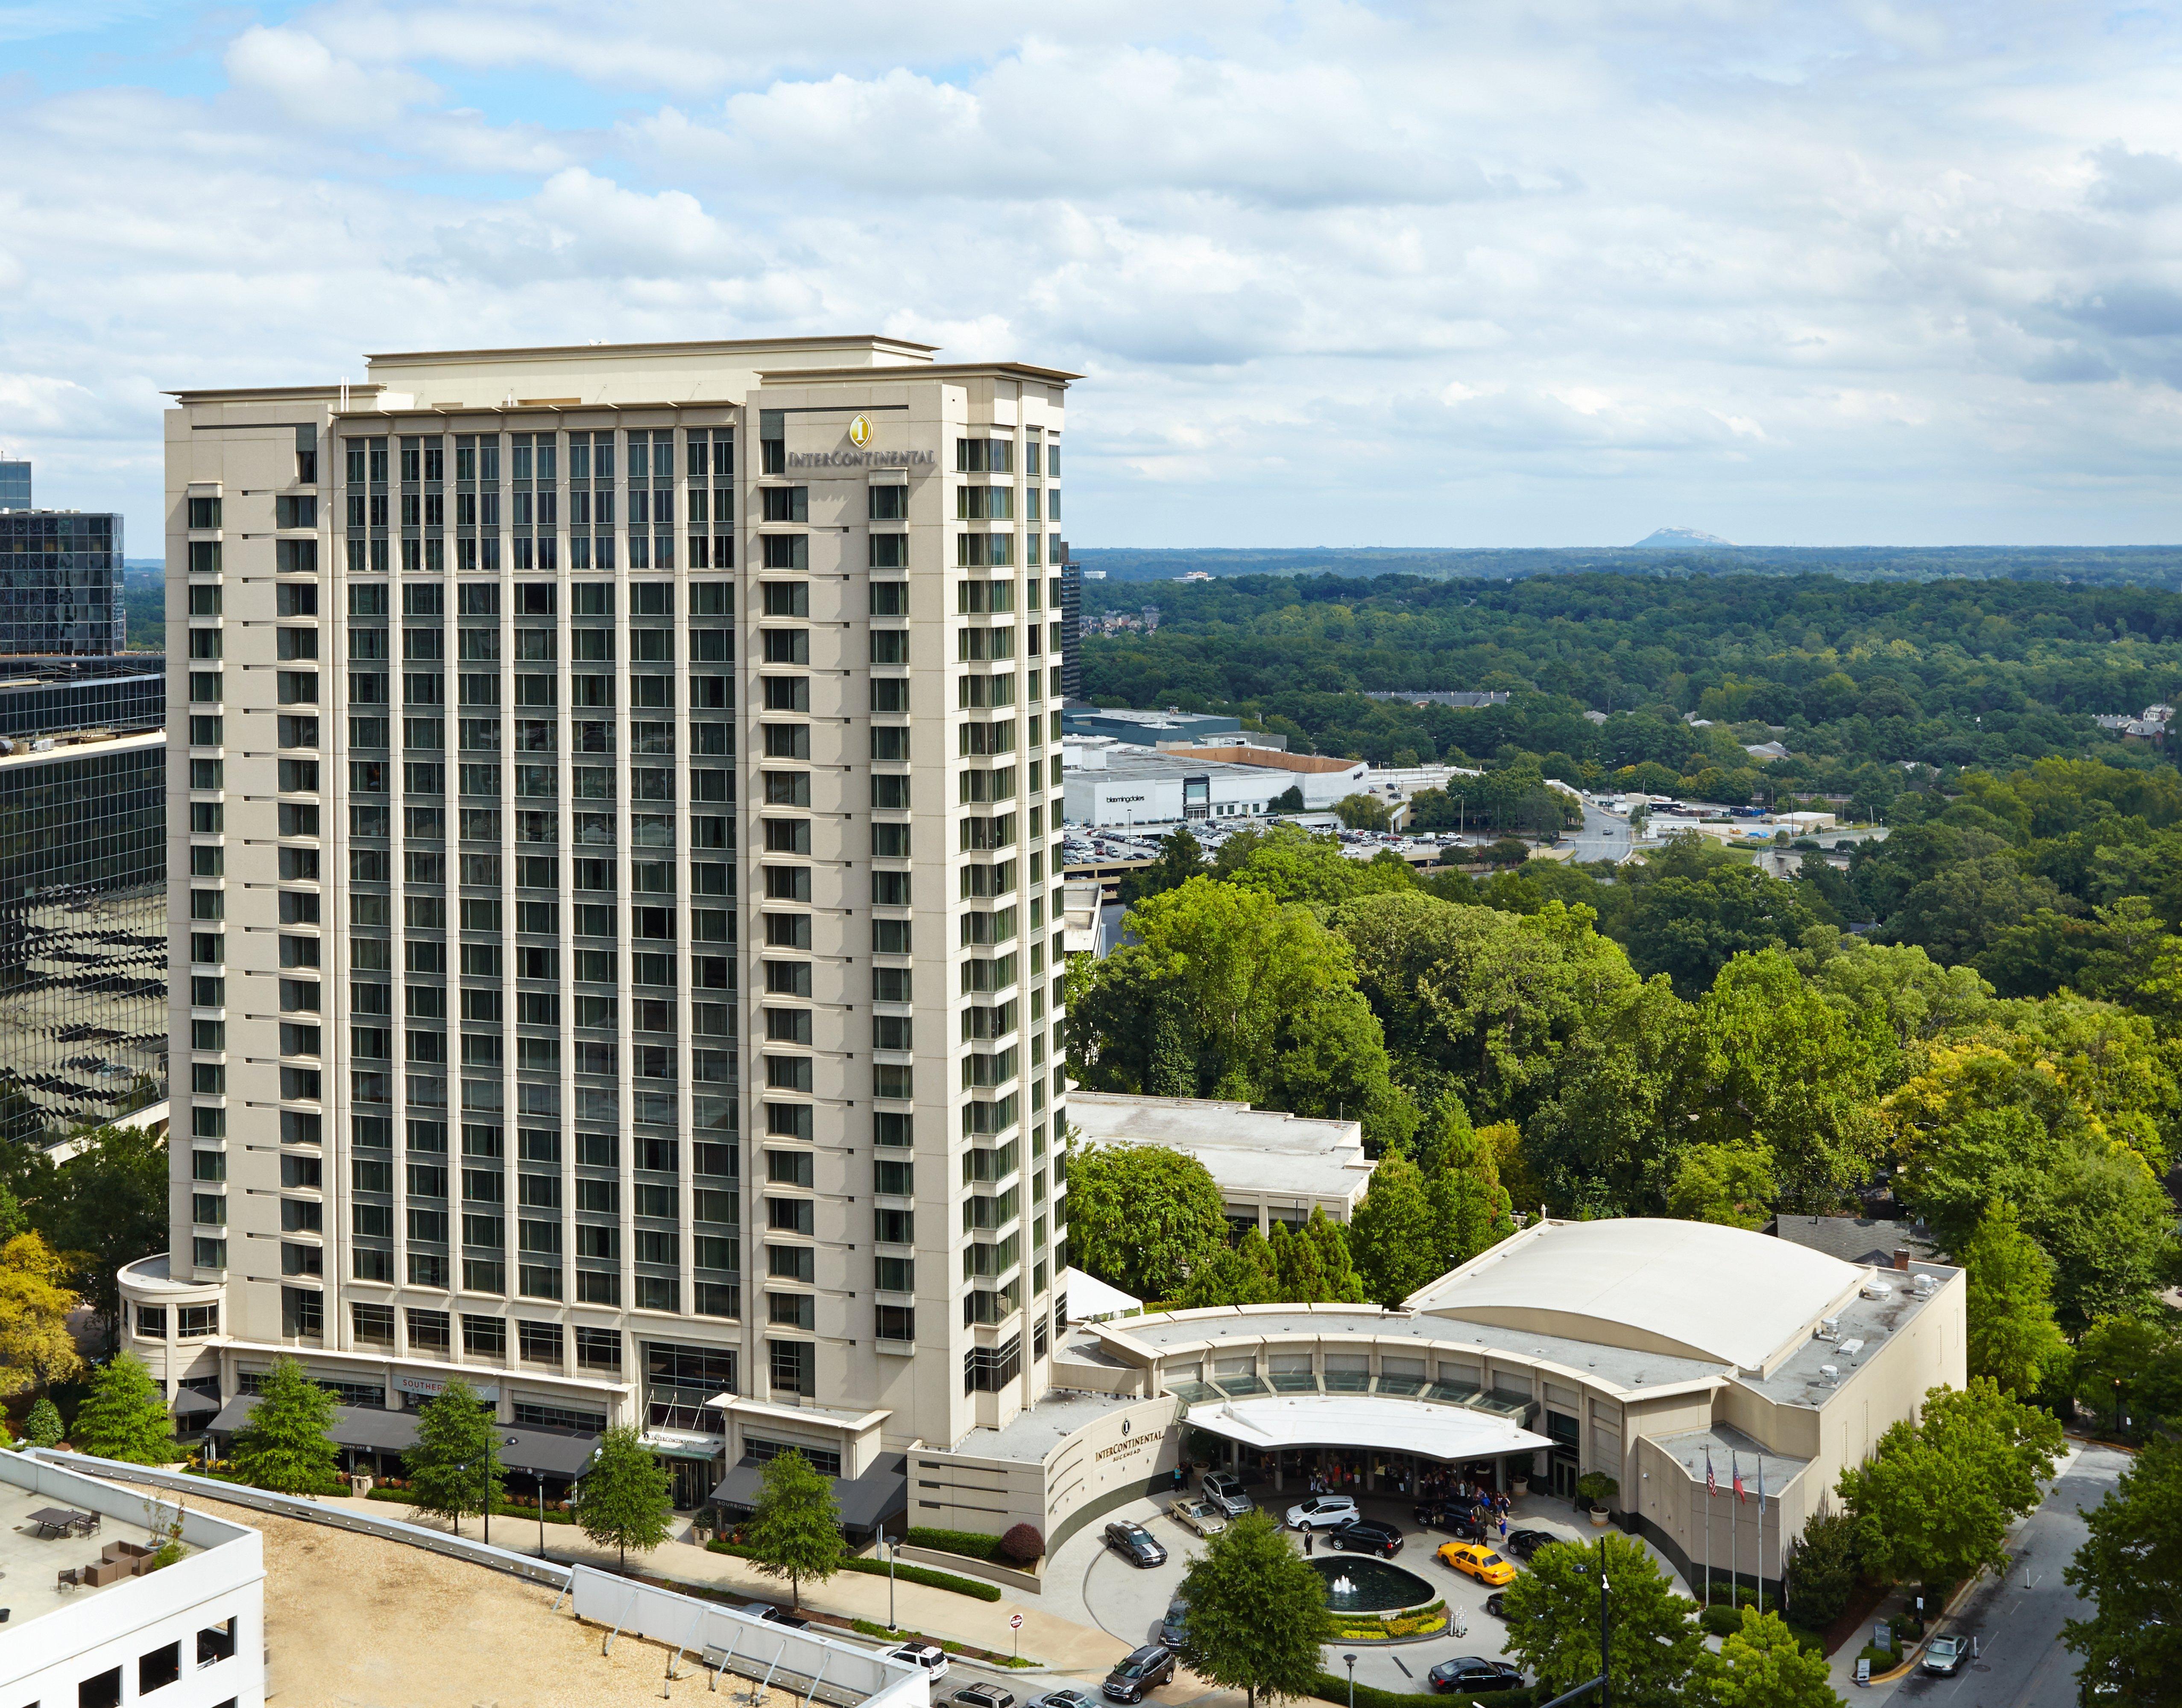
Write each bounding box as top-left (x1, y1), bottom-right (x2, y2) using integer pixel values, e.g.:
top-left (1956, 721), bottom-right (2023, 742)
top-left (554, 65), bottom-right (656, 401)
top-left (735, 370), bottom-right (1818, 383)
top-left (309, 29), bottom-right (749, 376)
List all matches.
top-left (1040, 1487), bottom-right (1674, 1698)
top-left (1864, 1442), bottom-right (2119, 1707)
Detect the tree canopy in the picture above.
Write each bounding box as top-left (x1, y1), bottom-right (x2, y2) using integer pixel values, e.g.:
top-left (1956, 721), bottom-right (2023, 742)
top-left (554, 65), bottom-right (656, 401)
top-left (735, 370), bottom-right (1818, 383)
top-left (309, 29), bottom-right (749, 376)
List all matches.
top-left (69, 1354), bottom-right (181, 1464)
top-left (403, 1378), bottom-right (503, 1534)
top-left (744, 1448), bottom-right (844, 1605)
top-left (579, 1426), bottom-right (673, 1570)
top-left (1176, 1510), bottom-right (1330, 1708)
top-left (231, 1357), bottom-right (340, 1495)
top-left (2064, 1437), bottom-right (2182, 1705)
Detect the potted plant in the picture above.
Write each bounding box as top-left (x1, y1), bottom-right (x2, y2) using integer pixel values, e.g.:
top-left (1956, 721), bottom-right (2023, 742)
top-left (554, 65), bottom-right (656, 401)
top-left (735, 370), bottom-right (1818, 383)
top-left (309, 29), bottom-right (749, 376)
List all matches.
top-left (1576, 1473), bottom-right (1618, 1525)
top-left (1509, 1471), bottom-right (1529, 1499)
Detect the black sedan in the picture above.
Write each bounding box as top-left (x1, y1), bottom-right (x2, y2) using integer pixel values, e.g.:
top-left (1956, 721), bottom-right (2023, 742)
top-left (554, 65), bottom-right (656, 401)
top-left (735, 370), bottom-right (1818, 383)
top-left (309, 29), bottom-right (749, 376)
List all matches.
top-left (1482, 1592), bottom-right (1506, 1620)
top-left (1104, 1521), bottom-right (1169, 1569)
top-left (1427, 1658), bottom-right (1523, 1694)
top-left (1502, 1529), bottom-right (1560, 1561)
top-left (1327, 1519), bottom-right (1404, 1557)
top-left (1103, 1646), bottom-right (1176, 1703)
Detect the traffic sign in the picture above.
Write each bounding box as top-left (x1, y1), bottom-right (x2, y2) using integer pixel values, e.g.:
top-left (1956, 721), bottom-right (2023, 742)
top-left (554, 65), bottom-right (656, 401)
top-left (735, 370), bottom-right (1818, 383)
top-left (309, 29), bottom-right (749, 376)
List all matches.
top-left (1010, 1614), bottom-right (1024, 1630)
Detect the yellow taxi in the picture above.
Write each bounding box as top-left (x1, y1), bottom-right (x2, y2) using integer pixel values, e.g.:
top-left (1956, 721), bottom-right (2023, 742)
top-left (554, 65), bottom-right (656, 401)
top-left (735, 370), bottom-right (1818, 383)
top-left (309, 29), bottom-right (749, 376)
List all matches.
top-left (1436, 1540), bottom-right (1517, 1587)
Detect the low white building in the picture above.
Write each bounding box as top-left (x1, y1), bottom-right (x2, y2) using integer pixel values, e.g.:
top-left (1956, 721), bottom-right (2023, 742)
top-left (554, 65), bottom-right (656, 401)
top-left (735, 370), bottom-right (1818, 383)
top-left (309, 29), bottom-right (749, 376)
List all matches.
top-left (1067, 1091), bottom-right (1377, 1231)
top-left (0, 1450), bottom-right (265, 1708)
top-left (1062, 739), bottom-right (1368, 824)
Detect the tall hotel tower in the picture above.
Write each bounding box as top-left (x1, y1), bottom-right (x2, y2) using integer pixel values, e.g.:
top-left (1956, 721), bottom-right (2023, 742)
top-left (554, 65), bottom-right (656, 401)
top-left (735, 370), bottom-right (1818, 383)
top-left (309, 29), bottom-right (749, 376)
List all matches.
top-left (124, 339), bottom-right (1075, 1504)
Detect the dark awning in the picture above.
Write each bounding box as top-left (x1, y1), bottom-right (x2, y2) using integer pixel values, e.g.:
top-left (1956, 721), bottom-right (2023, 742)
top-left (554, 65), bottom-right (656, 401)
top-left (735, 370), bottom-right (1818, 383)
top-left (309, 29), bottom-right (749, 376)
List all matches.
top-left (710, 1453), bottom-right (906, 1532)
top-left (208, 1396), bottom-right (597, 1477)
top-left (170, 1389), bottom-right (220, 1419)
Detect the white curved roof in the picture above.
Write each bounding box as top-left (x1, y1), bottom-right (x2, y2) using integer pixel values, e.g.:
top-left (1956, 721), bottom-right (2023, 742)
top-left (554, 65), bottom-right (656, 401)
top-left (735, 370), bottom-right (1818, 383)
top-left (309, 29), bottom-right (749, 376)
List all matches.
top-left (1186, 1394), bottom-right (1553, 1461)
top-left (1406, 1218), bottom-right (1867, 1375)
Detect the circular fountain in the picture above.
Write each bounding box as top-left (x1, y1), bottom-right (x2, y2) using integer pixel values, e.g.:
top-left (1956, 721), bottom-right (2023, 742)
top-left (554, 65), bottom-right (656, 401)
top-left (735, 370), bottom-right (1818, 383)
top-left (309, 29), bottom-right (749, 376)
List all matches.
top-left (1309, 1556), bottom-right (1437, 1614)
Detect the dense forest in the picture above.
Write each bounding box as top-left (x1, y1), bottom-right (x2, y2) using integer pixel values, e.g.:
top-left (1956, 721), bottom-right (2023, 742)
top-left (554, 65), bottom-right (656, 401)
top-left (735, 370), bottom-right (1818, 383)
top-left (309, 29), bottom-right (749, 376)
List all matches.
top-left (1078, 544), bottom-right (2182, 587)
top-left (1064, 570), bottom-right (2182, 1441)
top-left (1084, 571), bottom-right (2182, 817)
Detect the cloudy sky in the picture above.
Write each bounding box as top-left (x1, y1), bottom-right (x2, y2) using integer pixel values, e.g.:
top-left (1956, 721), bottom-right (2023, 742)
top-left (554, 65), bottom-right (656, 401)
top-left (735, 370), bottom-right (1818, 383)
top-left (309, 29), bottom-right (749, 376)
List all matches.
top-left (6, 1), bottom-right (2182, 548)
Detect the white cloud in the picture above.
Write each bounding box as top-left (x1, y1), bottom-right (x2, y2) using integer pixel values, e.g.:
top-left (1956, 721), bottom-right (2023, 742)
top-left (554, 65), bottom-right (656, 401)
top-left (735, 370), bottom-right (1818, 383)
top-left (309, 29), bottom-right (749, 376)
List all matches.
top-left (6, 0), bottom-right (2182, 546)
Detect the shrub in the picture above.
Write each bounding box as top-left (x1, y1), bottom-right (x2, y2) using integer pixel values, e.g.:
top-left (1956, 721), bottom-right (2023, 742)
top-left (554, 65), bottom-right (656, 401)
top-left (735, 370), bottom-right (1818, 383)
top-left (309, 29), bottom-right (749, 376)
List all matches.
top-left (904, 1525), bottom-right (1002, 1561)
top-left (1574, 1471), bottom-right (1619, 1508)
top-left (1783, 1508), bottom-right (1862, 1628)
top-left (708, 1540), bottom-right (1003, 1601)
top-left (998, 1523), bottom-right (1045, 1565)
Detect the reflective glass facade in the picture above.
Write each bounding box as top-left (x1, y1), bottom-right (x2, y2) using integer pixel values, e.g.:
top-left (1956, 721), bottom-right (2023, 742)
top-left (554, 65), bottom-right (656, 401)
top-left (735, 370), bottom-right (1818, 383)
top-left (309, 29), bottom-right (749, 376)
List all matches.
top-left (0, 663), bottom-right (164, 740)
top-left (0, 732), bottom-right (166, 1144)
top-left (0, 510), bottom-right (125, 655)
top-left (0, 462), bottom-right (28, 512)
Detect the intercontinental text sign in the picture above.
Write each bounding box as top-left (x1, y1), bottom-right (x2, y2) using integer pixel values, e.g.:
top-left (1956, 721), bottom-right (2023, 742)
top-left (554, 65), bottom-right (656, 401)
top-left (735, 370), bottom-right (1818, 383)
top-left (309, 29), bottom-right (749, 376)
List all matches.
top-left (785, 449), bottom-right (937, 470)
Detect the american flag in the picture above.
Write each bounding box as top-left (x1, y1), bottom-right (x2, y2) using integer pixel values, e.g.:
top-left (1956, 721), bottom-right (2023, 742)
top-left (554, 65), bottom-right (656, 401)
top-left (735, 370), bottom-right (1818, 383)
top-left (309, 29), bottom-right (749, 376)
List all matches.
top-left (1705, 1446), bottom-right (1716, 1496)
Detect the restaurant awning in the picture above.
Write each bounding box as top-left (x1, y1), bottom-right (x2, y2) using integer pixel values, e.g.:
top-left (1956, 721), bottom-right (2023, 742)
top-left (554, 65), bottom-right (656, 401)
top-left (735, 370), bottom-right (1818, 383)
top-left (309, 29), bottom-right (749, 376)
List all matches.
top-left (169, 1388), bottom-right (220, 1419)
top-left (209, 1396), bottom-right (600, 1477)
top-left (709, 1452), bottom-right (907, 1533)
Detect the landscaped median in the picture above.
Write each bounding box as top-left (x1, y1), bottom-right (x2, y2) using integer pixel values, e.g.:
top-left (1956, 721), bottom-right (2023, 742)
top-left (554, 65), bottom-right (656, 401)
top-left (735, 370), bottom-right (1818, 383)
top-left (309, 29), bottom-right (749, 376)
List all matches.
top-left (1324, 1598), bottom-right (1451, 1643)
top-left (706, 1537), bottom-right (1003, 1602)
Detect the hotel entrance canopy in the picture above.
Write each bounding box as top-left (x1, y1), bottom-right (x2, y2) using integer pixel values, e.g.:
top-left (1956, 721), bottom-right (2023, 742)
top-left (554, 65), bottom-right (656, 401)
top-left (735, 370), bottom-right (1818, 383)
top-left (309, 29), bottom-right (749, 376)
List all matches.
top-left (1183, 1393), bottom-right (1553, 1461)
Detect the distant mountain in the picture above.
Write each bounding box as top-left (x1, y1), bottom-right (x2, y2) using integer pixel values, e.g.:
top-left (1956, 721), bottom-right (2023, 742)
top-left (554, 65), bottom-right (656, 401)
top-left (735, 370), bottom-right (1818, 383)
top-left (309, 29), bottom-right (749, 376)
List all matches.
top-left (1630, 527), bottom-right (1736, 550)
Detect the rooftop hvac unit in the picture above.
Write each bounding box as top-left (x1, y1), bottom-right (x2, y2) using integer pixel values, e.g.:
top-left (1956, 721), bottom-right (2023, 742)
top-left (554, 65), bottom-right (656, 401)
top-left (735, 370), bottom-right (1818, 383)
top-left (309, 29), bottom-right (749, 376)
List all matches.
top-left (1819, 1364), bottom-right (1840, 1385)
top-left (1815, 1317), bottom-right (1840, 1340)
top-left (1861, 1279), bottom-right (1893, 1299)
top-left (1913, 1273), bottom-right (1939, 1296)
top-left (1836, 1339), bottom-right (1866, 1358)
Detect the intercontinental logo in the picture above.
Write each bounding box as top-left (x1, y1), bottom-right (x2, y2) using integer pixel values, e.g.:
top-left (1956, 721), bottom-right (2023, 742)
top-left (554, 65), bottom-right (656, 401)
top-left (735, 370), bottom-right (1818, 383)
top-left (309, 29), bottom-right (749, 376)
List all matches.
top-left (785, 414), bottom-right (937, 471)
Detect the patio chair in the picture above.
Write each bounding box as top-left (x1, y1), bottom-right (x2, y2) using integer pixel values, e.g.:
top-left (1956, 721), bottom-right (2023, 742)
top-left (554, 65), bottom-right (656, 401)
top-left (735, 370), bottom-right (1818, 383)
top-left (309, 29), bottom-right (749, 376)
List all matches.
top-left (56, 1568), bottom-right (80, 1588)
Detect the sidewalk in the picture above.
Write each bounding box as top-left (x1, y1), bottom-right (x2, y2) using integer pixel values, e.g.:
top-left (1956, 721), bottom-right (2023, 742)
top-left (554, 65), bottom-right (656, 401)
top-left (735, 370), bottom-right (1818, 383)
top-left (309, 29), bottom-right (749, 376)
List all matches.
top-left (313, 1493), bottom-right (1130, 1674)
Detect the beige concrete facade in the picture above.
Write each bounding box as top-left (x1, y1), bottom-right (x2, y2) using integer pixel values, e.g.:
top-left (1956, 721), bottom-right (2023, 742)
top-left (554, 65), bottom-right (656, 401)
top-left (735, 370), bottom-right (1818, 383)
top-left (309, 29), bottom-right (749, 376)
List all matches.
top-left (129, 336), bottom-right (1078, 1500)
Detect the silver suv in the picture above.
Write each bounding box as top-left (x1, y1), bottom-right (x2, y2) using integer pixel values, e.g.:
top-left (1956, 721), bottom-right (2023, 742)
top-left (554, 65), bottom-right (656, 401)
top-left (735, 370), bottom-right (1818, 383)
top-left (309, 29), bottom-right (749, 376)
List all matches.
top-left (1199, 1472), bottom-right (1254, 1517)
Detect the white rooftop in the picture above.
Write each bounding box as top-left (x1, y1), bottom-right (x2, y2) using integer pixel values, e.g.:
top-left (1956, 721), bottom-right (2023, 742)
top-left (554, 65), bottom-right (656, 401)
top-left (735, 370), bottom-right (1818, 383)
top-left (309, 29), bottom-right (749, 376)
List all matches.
top-left (1060, 1266), bottom-right (1142, 1323)
top-left (1187, 1393), bottom-right (1553, 1461)
top-left (1068, 1093), bottom-right (1374, 1204)
top-left (1405, 1219), bottom-right (1869, 1377)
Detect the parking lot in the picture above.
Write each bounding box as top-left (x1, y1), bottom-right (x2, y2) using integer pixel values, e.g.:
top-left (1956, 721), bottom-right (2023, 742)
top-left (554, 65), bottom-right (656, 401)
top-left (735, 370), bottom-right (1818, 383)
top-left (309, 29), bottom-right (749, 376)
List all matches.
top-left (1037, 1485), bottom-right (1624, 1697)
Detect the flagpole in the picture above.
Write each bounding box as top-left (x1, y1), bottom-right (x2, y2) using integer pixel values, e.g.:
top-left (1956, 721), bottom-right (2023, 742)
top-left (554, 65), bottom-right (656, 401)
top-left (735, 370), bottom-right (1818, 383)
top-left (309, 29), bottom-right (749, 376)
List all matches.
top-left (1703, 1447), bottom-right (1713, 1608)
top-left (1730, 1451), bottom-right (1738, 1609)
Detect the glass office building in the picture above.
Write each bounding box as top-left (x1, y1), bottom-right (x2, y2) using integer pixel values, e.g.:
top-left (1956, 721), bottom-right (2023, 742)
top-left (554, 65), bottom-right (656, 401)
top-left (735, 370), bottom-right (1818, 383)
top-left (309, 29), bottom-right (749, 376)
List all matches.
top-left (0, 659), bottom-right (165, 740)
top-left (0, 727), bottom-right (167, 1144)
top-left (0, 510), bottom-right (126, 654)
top-left (0, 461), bottom-right (28, 512)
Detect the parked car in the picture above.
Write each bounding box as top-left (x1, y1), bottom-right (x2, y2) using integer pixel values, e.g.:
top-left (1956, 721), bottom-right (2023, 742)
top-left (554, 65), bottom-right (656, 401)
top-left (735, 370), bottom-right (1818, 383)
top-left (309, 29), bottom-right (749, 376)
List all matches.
top-left (1436, 1541), bottom-right (1516, 1586)
top-left (1922, 1636), bottom-right (1967, 1677)
top-left (1426, 1658), bottom-right (1523, 1694)
top-left (1327, 1519), bottom-right (1403, 1557)
top-left (1502, 1529), bottom-right (1558, 1561)
top-left (1482, 1592), bottom-right (1506, 1621)
top-left (1028, 1691), bottom-right (1097, 1708)
top-left (758, 1606), bottom-right (811, 1630)
top-left (1285, 1495), bottom-right (1360, 1532)
top-left (886, 1644), bottom-right (949, 1684)
top-left (1200, 1472), bottom-right (1254, 1517)
top-left (952, 1688), bottom-right (1016, 1708)
top-left (1103, 1646), bottom-right (1177, 1703)
top-left (1158, 1597), bottom-right (1190, 1651)
top-left (1167, 1497), bottom-right (1227, 1538)
top-left (1104, 1521), bottom-right (1169, 1568)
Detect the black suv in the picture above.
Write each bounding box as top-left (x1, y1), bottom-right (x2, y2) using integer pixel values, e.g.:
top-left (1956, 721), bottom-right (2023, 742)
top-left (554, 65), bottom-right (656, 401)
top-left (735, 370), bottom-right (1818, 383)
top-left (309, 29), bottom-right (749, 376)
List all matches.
top-left (1328, 1519), bottom-right (1404, 1557)
top-left (1104, 1646), bottom-right (1176, 1703)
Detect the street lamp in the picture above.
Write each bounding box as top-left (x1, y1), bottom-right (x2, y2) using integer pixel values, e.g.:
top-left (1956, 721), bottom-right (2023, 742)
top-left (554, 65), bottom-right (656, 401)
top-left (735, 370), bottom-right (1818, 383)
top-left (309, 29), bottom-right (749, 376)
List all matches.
top-left (1344, 1653), bottom-right (1357, 1708)
top-left (880, 1533), bottom-right (899, 1630)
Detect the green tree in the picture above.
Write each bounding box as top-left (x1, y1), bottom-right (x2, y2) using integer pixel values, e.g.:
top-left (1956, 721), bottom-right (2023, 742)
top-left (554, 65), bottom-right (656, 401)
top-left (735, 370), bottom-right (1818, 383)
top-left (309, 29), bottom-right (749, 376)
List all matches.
top-left (745, 1448), bottom-right (844, 1605)
top-left (1691, 1606), bottom-right (1842, 1708)
top-left (2069, 1315), bottom-right (2182, 1434)
top-left (1958, 1199), bottom-right (2068, 1395)
top-left (1345, 1151), bottom-right (1440, 1304)
top-left (1268, 1223), bottom-right (1325, 1301)
top-left (69, 1353), bottom-right (180, 1463)
top-left (1176, 1510), bottom-right (1330, 1708)
top-left (2063, 1436), bottom-right (2182, 1705)
top-left (1837, 1379), bottom-right (2062, 1588)
top-left (1305, 1207), bottom-right (1367, 1304)
top-left (30, 1124), bottom-right (167, 1351)
top-left (0, 1232), bottom-right (86, 1397)
top-left (1419, 1103), bottom-right (1515, 1266)
top-left (1063, 1144), bottom-right (1228, 1301)
top-left (403, 1378), bottom-right (503, 1535)
top-left (1333, 793), bottom-right (1392, 832)
top-left (1501, 1533), bottom-right (1703, 1707)
top-left (231, 1357), bottom-right (341, 1495)
top-left (578, 1425), bottom-right (673, 1570)
top-left (1121, 825), bottom-right (1207, 905)
top-left (1781, 1508), bottom-right (1861, 1629)
top-left (22, 1395), bottom-right (63, 1446)
top-left (1666, 1140), bottom-right (1776, 1230)
top-left (1626, 849), bottom-right (1816, 998)
top-left (1180, 1237), bottom-right (1278, 1310)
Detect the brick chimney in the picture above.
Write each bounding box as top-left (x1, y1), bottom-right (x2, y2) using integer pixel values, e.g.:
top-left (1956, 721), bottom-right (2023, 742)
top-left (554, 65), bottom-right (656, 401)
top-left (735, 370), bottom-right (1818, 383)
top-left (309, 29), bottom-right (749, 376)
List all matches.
top-left (1892, 1249), bottom-right (1911, 1271)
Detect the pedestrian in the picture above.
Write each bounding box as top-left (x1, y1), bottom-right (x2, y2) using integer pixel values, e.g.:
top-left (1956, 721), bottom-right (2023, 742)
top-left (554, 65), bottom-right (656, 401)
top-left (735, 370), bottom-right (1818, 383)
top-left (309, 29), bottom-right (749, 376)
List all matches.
top-left (1305, 1529), bottom-right (1314, 1555)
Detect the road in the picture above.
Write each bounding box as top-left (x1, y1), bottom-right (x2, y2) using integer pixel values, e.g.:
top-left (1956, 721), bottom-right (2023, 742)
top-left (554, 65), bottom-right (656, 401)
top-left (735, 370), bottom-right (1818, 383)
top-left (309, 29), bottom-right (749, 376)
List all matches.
top-left (1561, 799), bottom-right (1635, 864)
top-left (1883, 1442), bottom-right (2122, 1708)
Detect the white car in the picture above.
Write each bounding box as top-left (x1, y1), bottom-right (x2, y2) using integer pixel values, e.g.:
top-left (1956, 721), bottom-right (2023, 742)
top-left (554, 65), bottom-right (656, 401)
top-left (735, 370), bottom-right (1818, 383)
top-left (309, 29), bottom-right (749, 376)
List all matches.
top-left (887, 1644), bottom-right (949, 1686)
top-left (1285, 1495), bottom-right (1360, 1531)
